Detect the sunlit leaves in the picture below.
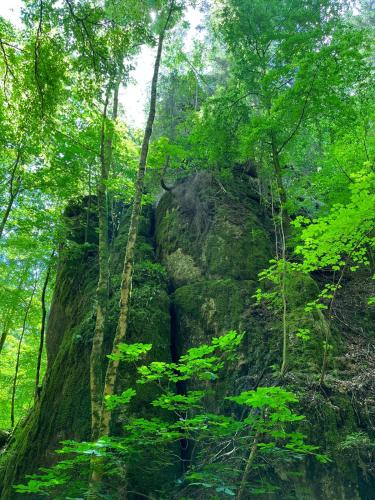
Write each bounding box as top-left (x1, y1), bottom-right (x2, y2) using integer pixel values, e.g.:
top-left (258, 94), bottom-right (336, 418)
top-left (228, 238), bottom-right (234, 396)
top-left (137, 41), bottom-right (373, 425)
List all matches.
top-left (107, 342), bottom-right (152, 362)
top-left (137, 330), bottom-right (244, 384)
top-left (294, 168), bottom-right (375, 272)
top-left (151, 390), bottom-right (204, 411)
top-left (105, 388), bottom-right (136, 410)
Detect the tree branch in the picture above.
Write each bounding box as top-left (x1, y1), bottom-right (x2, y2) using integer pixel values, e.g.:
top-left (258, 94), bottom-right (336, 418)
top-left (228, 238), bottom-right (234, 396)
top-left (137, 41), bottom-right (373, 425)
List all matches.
top-left (277, 71), bottom-right (318, 155)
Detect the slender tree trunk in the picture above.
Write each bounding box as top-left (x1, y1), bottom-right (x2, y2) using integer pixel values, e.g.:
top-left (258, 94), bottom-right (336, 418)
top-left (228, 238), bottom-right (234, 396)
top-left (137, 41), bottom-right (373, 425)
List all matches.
top-left (0, 326), bottom-right (9, 357)
top-left (35, 254), bottom-right (54, 398)
top-left (99, 25), bottom-right (167, 439)
top-left (88, 6), bottom-right (174, 497)
top-left (10, 281), bottom-right (37, 427)
top-left (85, 164), bottom-right (93, 244)
top-left (0, 149), bottom-right (22, 239)
top-left (279, 201), bottom-right (288, 377)
top-left (90, 81), bottom-right (120, 441)
top-left (237, 432), bottom-right (260, 500)
top-left (0, 314), bottom-right (16, 357)
top-left (90, 88), bottom-right (110, 442)
top-left (0, 193), bottom-right (16, 239)
top-left (270, 139), bottom-right (289, 376)
top-left (319, 309), bottom-right (331, 385)
top-left (320, 268), bottom-right (345, 384)
top-left (270, 182), bottom-right (279, 259)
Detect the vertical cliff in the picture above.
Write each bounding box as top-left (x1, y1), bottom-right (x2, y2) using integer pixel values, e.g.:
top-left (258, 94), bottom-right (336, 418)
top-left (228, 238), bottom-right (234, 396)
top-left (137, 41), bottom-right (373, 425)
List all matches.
top-left (0, 171), bottom-right (374, 499)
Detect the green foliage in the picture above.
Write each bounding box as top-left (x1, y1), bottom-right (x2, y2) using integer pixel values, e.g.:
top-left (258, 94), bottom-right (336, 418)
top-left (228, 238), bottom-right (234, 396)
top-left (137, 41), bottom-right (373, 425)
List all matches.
top-left (151, 391), bottom-right (205, 410)
top-left (15, 331), bottom-right (326, 498)
top-left (295, 328), bottom-right (311, 342)
top-left (338, 431), bottom-right (374, 451)
top-left (107, 342), bottom-right (152, 362)
top-left (0, 0), bottom-right (151, 432)
top-left (1, 0), bottom-right (374, 497)
top-left (105, 388), bottom-right (137, 411)
top-left (294, 169), bottom-right (375, 272)
top-left (137, 330), bottom-right (244, 384)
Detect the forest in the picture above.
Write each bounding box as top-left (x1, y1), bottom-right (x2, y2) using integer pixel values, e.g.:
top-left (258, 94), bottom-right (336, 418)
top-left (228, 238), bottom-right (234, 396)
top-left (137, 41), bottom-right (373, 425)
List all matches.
top-left (0, 0), bottom-right (374, 498)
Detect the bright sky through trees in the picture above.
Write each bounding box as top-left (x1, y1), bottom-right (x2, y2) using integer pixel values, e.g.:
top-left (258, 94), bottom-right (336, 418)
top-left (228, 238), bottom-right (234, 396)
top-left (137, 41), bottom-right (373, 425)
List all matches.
top-left (120, 5), bottom-right (204, 128)
top-left (0, 0), bottom-right (204, 128)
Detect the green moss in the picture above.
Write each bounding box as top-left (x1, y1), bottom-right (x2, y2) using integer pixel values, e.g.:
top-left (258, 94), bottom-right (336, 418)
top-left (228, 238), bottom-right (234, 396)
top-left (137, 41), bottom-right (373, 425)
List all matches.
top-left (155, 204), bottom-right (181, 260)
top-left (285, 271), bottom-right (319, 308)
top-left (203, 210), bottom-right (272, 280)
top-left (156, 172), bottom-right (272, 283)
top-left (2, 175), bottom-right (375, 499)
top-left (0, 202), bottom-right (174, 498)
top-left (165, 248), bottom-right (202, 287)
top-left (172, 279), bottom-right (256, 353)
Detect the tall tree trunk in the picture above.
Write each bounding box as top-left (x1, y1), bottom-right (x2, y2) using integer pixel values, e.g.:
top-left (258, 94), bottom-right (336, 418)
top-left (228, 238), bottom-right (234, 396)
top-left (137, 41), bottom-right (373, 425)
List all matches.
top-left (279, 202), bottom-right (288, 377)
top-left (35, 254), bottom-right (54, 399)
top-left (84, 163), bottom-right (93, 244)
top-left (89, 5), bottom-right (174, 497)
top-left (271, 136), bottom-right (289, 376)
top-left (90, 81), bottom-right (120, 441)
top-left (10, 281), bottom-right (37, 427)
top-left (100, 21), bottom-right (170, 440)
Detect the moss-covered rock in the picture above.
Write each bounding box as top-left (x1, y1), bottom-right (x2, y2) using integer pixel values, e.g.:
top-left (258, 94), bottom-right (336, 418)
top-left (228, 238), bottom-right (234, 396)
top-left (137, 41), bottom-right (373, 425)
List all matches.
top-left (0, 203), bottom-right (174, 499)
top-left (156, 172), bottom-right (273, 283)
top-left (172, 279), bottom-right (256, 352)
top-left (1, 172), bottom-right (375, 500)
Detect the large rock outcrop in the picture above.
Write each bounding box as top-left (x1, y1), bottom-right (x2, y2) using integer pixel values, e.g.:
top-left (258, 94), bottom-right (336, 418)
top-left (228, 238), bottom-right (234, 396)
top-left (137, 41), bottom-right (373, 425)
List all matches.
top-left (0, 171), bottom-right (374, 499)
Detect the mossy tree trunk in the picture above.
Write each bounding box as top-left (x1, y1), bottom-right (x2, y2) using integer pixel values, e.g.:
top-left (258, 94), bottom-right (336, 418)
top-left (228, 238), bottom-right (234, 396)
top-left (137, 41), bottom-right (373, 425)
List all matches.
top-left (99, 2), bottom-right (174, 441)
top-left (90, 80), bottom-right (120, 441)
top-left (89, 4), bottom-right (175, 496)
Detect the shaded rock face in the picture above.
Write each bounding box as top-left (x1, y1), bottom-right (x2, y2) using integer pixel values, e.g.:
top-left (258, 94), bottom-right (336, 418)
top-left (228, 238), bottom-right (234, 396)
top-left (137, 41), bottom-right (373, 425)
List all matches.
top-left (156, 172), bottom-right (273, 357)
top-left (1, 171), bottom-right (375, 499)
top-left (156, 172), bottom-right (272, 287)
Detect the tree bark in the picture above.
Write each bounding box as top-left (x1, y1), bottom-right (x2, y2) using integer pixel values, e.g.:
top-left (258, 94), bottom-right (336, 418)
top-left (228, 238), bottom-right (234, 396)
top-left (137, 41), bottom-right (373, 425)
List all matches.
top-left (237, 432), bottom-right (260, 500)
top-left (90, 81), bottom-right (119, 441)
top-left (88, 5), bottom-right (174, 497)
top-left (0, 192), bottom-right (16, 239)
top-left (35, 254), bottom-right (54, 398)
top-left (99, 9), bottom-right (172, 440)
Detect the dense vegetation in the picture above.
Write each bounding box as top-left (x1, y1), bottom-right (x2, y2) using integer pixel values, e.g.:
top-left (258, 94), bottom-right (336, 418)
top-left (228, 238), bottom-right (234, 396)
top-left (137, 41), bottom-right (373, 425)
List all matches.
top-left (0, 0), bottom-right (374, 498)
